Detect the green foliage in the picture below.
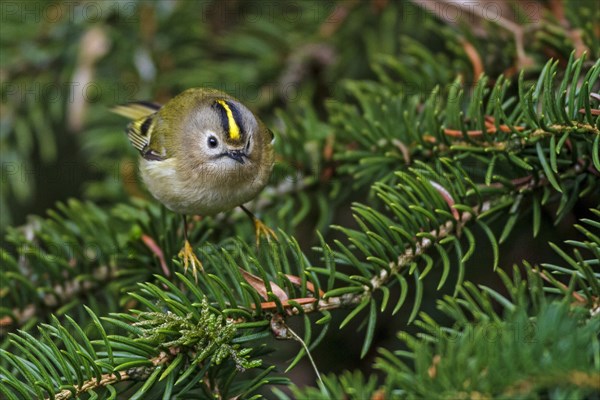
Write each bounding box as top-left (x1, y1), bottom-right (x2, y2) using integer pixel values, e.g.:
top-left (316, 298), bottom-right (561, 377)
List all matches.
top-left (1, 276), bottom-right (278, 399)
top-left (382, 293), bottom-right (600, 398)
top-left (1, 199), bottom-right (171, 332)
top-left (134, 298), bottom-right (259, 371)
top-left (291, 221), bottom-right (600, 398)
top-left (289, 199), bottom-right (600, 398)
top-left (280, 370), bottom-right (381, 400)
top-left (2, 1), bottom-right (599, 398)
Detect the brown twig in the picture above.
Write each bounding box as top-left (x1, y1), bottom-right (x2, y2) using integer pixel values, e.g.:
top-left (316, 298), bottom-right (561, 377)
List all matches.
top-left (578, 108), bottom-right (600, 116)
top-left (461, 38), bottom-right (484, 84)
top-left (51, 351), bottom-right (175, 400)
top-left (444, 116), bottom-right (526, 137)
top-left (533, 267), bottom-right (589, 306)
top-left (502, 371), bottom-right (600, 397)
top-left (54, 371), bottom-right (130, 400)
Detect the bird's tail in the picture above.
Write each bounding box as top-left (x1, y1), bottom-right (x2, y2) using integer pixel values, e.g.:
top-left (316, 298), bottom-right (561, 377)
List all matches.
top-left (110, 101), bottom-right (162, 120)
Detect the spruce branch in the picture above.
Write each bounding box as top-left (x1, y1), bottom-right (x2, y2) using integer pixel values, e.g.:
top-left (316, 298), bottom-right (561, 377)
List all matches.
top-left (0, 263), bottom-right (115, 332)
top-left (53, 370), bottom-right (132, 400)
top-left (1, 199), bottom-right (160, 333)
top-left (2, 285), bottom-right (269, 399)
top-left (3, 2), bottom-right (599, 398)
top-left (288, 155), bottom-right (591, 318)
top-left (306, 201), bottom-right (489, 314)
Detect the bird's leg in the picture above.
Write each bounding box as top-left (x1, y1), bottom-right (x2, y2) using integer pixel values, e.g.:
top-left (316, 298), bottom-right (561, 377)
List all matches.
top-left (240, 205), bottom-right (277, 247)
top-left (178, 214), bottom-right (203, 281)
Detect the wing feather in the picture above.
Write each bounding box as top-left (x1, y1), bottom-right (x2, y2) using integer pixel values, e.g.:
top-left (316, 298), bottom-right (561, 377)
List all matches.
top-left (111, 101), bottom-right (163, 158)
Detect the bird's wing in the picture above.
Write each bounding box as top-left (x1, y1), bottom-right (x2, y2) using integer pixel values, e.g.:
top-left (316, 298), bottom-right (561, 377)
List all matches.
top-left (111, 101), bottom-right (166, 161)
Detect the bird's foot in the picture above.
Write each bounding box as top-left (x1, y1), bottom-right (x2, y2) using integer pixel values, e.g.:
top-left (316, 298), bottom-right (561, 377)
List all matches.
top-left (178, 239), bottom-right (203, 282)
top-left (240, 205), bottom-right (277, 247)
top-left (253, 217), bottom-right (278, 247)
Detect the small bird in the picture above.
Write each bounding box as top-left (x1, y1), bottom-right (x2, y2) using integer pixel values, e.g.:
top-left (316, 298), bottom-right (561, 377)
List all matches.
top-left (113, 88), bottom-right (276, 280)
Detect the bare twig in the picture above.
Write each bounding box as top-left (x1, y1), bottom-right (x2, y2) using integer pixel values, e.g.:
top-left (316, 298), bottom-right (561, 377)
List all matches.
top-left (51, 351), bottom-right (175, 400)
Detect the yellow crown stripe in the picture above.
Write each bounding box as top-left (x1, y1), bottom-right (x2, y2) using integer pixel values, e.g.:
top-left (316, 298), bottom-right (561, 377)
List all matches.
top-left (216, 100), bottom-right (241, 140)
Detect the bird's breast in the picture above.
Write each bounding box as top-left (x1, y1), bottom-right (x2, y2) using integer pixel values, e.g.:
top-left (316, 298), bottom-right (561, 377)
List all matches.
top-left (139, 157), bottom-right (270, 216)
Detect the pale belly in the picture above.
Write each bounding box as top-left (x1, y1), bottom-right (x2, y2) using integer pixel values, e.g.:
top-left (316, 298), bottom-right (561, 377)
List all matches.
top-left (139, 158), bottom-right (269, 216)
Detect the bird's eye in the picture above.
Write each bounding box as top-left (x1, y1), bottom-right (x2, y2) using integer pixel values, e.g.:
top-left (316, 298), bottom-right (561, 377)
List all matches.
top-left (245, 138), bottom-right (251, 151)
top-left (207, 136), bottom-right (218, 148)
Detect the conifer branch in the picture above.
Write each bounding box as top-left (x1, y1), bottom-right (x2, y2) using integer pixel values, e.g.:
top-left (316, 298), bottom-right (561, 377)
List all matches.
top-left (52, 351), bottom-right (175, 400)
top-left (0, 264), bottom-right (115, 332)
top-left (308, 202), bottom-right (488, 313)
top-left (3, 2), bottom-right (599, 398)
top-left (292, 155), bottom-right (593, 316)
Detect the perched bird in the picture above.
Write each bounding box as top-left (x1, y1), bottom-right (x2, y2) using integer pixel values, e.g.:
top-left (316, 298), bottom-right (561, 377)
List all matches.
top-left (113, 88), bottom-right (276, 280)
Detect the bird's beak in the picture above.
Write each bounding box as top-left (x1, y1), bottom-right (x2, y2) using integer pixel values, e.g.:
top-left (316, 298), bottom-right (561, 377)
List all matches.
top-left (227, 150), bottom-right (246, 164)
